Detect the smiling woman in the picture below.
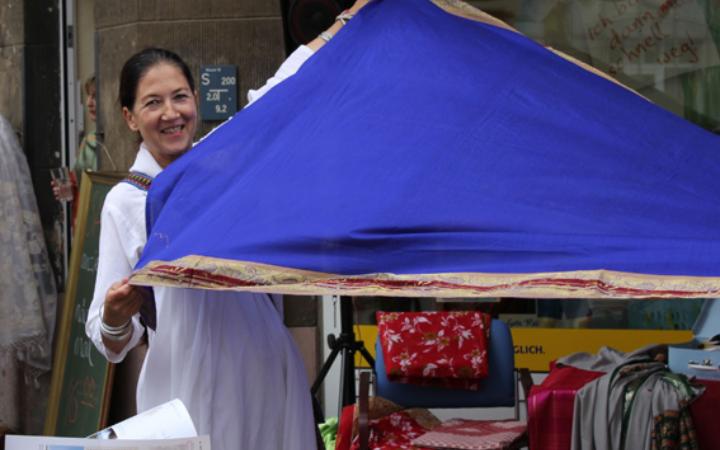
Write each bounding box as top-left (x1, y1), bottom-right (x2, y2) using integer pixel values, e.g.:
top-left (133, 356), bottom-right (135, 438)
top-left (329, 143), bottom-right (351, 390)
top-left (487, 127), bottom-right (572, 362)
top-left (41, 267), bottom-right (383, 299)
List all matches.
top-left (85, 46), bottom-right (321, 450)
top-left (119, 51), bottom-right (198, 168)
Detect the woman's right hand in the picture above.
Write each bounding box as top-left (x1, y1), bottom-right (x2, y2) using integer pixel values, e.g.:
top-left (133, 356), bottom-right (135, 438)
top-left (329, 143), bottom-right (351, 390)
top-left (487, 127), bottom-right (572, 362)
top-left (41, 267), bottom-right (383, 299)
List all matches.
top-left (50, 173), bottom-right (77, 202)
top-left (307, 0), bottom-right (374, 51)
top-left (103, 278), bottom-right (144, 327)
top-left (50, 179), bottom-right (62, 201)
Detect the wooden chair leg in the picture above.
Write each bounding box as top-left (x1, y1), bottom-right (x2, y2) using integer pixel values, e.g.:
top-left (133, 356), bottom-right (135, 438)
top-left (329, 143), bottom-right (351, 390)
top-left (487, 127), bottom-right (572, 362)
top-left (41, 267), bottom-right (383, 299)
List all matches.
top-left (518, 368), bottom-right (534, 399)
top-left (510, 368), bottom-right (533, 450)
top-left (358, 372), bottom-right (371, 450)
top-left (0, 424), bottom-right (13, 450)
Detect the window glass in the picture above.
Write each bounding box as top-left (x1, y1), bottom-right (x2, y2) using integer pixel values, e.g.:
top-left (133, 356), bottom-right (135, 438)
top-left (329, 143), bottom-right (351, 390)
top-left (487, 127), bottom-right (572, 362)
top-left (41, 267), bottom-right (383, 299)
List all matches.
top-left (353, 297), bottom-right (706, 330)
top-left (469, 0), bottom-right (720, 130)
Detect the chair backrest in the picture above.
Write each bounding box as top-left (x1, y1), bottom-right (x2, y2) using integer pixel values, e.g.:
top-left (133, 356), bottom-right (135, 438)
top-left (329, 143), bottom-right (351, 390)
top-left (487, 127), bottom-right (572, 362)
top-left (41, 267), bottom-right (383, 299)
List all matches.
top-left (374, 318), bottom-right (516, 408)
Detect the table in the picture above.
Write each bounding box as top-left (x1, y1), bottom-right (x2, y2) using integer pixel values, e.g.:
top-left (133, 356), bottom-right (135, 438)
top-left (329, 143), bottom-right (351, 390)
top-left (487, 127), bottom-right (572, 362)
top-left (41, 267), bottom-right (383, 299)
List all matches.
top-left (527, 366), bottom-right (720, 450)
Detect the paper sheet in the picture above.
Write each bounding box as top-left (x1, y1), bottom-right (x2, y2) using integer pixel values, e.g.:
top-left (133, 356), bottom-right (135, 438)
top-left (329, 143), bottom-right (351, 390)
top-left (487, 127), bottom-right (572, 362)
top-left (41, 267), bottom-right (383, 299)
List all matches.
top-left (4, 435), bottom-right (210, 450)
top-left (109, 399), bottom-right (197, 439)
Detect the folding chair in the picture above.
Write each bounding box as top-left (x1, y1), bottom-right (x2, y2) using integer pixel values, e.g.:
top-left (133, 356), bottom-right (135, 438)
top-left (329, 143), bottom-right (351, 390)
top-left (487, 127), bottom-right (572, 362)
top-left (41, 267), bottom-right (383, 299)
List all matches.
top-left (357, 318), bottom-right (532, 450)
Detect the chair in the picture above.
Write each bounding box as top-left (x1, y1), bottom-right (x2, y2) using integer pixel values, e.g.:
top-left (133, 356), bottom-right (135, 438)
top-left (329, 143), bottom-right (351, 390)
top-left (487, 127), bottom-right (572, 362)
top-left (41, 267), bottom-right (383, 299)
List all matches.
top-left (357, 318), bottom-right (533, 450)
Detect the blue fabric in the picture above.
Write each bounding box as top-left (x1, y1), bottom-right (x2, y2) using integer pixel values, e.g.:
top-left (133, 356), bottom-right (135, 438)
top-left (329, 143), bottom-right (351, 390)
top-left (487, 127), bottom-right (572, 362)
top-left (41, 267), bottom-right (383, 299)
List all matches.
top-left (375, 319), bottom-right (516, 408)
top-left (138, 0), bottom-right (720, 279)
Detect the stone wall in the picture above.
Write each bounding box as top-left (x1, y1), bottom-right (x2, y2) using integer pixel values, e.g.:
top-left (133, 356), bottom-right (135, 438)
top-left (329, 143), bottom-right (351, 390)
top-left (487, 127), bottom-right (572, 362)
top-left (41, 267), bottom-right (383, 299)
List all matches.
top-left (95, 0), bottom-right (287, 170)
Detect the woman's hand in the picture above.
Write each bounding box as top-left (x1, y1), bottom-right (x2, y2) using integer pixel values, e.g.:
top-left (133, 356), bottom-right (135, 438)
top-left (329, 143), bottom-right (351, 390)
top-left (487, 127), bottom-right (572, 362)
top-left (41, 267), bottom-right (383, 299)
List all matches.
top-left (103, 278), bottom-right (144, 327)
top-left (307, 0), bottom-right (374, 51)
top-left (50, 171), bottom-right (77, 202)
top-left (50, 179), bottom-right (62, 201)
top-left (347, 0), bottom-right (371, 15)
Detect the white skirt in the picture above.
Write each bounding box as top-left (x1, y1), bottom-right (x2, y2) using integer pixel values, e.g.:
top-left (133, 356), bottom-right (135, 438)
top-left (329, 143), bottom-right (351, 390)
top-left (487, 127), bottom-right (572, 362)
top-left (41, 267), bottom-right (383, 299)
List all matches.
top-left (137, 288), bottom-right (315, 450)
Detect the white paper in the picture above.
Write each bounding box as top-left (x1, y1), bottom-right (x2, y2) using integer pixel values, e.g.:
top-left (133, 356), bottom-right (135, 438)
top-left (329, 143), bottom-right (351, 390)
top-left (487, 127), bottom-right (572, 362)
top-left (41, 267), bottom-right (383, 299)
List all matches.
top-left (110, 399), bottom-right (197, 439)
top-left (4, 434), bottom-right (210, 450)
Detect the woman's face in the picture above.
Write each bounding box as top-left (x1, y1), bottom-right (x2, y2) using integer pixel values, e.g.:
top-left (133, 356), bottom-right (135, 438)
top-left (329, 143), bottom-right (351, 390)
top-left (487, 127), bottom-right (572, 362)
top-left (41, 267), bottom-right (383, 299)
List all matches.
top-left (123, 62), bottom-right (198, 168)
top-left (86, 84), bottom-right (97, 122)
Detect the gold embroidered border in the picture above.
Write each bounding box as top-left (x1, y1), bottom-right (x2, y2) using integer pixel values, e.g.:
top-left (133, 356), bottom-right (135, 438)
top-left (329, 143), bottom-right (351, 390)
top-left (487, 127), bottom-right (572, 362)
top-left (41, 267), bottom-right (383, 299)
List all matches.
top-left (130, 255), bottom-right (720, 298)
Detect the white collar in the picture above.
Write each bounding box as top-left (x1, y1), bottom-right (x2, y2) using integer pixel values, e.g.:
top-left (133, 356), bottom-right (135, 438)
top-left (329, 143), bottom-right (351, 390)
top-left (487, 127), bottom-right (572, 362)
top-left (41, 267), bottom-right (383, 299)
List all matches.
top-left (130, 143), bottom-right (164, 178)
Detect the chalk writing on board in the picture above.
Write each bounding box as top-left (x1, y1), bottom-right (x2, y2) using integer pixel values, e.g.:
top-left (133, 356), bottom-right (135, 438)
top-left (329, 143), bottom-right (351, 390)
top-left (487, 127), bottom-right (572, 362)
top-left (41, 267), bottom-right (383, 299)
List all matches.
top-left (67, 376), bottom-right (98, 424)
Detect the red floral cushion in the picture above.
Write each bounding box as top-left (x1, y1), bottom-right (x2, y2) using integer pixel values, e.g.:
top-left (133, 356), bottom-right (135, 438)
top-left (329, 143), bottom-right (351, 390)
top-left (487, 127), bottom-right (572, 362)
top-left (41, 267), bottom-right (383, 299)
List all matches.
top-left (411, 419), bottom-right (526, 450)
top-left (377, 311), bottom-right (492, 389)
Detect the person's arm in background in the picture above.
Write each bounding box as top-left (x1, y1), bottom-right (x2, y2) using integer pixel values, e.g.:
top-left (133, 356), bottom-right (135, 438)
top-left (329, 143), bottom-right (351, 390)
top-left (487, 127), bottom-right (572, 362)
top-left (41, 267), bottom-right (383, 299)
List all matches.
top-left (246, 46), bottom-right (315, 106)
top-left (247, 0), bottom-right (372, 106)
top-left (304, 0), bottom-right (371, 51)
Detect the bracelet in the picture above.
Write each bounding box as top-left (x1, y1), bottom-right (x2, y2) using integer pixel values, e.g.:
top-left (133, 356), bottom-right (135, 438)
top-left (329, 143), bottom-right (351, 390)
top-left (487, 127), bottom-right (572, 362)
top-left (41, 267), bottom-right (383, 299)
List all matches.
top-left (101, 325), bottom-right (132, 342)
top-left (320, 10), bottom-right (352, 44)
top-left (100, 319), bottom-right (131, 334)
top-left (336, 10), bottom-right (354, 25)
top-left (99, 306), bottom-right (131, 332)
top-left (319, 31), bottom-right (334, 42)
top-left (101, 319), bottom-right (130, 333)
top-left (99, 306), bottom-right (132, 339)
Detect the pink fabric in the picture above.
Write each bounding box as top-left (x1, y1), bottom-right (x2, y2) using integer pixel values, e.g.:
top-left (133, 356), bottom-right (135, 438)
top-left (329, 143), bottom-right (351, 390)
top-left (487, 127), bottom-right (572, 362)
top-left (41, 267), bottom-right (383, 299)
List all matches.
top-left (377, 311), bottom-right (492, 389)
top-left (690, 379), bottom-right (720, 450)
top-left (527, 366), bottom-right (604, 450)
top-left (412, 419), bottom-right (526, 449)
top-left (528, 366), bottom-right (720, 450)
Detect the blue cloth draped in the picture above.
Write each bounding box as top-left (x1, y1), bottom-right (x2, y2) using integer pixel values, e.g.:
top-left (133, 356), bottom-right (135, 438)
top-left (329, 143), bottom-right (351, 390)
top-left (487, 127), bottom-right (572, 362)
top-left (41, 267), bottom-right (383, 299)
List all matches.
top-left (135, 0), bottom-right (720, 295)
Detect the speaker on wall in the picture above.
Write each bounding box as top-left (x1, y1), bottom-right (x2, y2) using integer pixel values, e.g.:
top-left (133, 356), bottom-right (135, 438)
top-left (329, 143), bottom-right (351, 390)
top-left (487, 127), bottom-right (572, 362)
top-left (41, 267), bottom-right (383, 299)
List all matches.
top-left (286, 0), bottom-right (355, 45)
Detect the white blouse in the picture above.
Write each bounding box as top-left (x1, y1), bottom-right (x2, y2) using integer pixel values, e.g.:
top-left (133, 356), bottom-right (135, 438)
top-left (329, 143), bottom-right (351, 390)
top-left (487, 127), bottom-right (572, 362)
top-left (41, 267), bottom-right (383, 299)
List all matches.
top-left (86, 143), bottom-right (161, 362)
top-left (86, 46), bottom-right (316, 450)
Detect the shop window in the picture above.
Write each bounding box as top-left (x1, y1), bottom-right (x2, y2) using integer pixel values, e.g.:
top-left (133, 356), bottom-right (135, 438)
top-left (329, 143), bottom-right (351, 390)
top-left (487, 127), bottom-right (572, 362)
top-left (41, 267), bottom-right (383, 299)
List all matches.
top-left (346, 0), bottom-right (717, 371)
top-left (469, 0), bottom-right (720, 130)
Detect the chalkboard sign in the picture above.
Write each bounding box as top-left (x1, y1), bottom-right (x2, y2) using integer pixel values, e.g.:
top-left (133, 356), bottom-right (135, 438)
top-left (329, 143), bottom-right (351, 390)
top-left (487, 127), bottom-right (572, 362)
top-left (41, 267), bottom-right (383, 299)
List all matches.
top-left (199, 64), bottom-right (238, 121)
top-left (45, 171), bottom-right (126, 436)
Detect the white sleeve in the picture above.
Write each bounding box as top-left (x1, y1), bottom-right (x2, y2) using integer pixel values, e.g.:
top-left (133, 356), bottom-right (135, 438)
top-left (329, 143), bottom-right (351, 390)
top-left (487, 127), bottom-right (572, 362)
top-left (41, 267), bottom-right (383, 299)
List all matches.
top-left (246, 45), bottom-right (315, 106)
top-left (86, 199), bottom-right (146, 363)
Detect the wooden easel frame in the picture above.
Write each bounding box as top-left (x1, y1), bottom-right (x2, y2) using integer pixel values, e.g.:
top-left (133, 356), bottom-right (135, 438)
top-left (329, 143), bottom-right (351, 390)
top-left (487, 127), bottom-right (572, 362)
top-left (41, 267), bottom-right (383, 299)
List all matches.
top-left (45, 171), bottom-right (126, 436)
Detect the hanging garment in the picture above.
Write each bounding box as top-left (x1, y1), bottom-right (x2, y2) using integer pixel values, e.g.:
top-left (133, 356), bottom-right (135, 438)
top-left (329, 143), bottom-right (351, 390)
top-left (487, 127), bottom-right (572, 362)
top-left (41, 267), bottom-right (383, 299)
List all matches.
top-left (133, 0), bottom-right (720, 298)
top-left (567, 347), bottom-right (703, 450)
top-left (0, 114), bottom-right (57, 431)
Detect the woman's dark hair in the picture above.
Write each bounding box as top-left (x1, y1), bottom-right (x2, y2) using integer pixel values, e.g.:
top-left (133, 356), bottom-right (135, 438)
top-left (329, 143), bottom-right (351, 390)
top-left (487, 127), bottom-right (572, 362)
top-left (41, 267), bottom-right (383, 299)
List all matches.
top-left (119, 47), bottom-right (195, 110)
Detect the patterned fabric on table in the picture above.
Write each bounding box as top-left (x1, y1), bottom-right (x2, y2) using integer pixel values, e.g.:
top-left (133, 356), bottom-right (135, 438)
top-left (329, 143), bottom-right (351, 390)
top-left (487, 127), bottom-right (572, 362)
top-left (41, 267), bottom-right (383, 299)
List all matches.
top-left (412, 419), bottom-right (526, 450)
top-left (377, 311), bottom-right (492, 389)
top-left (350, 411), bottom-right (432, 450)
